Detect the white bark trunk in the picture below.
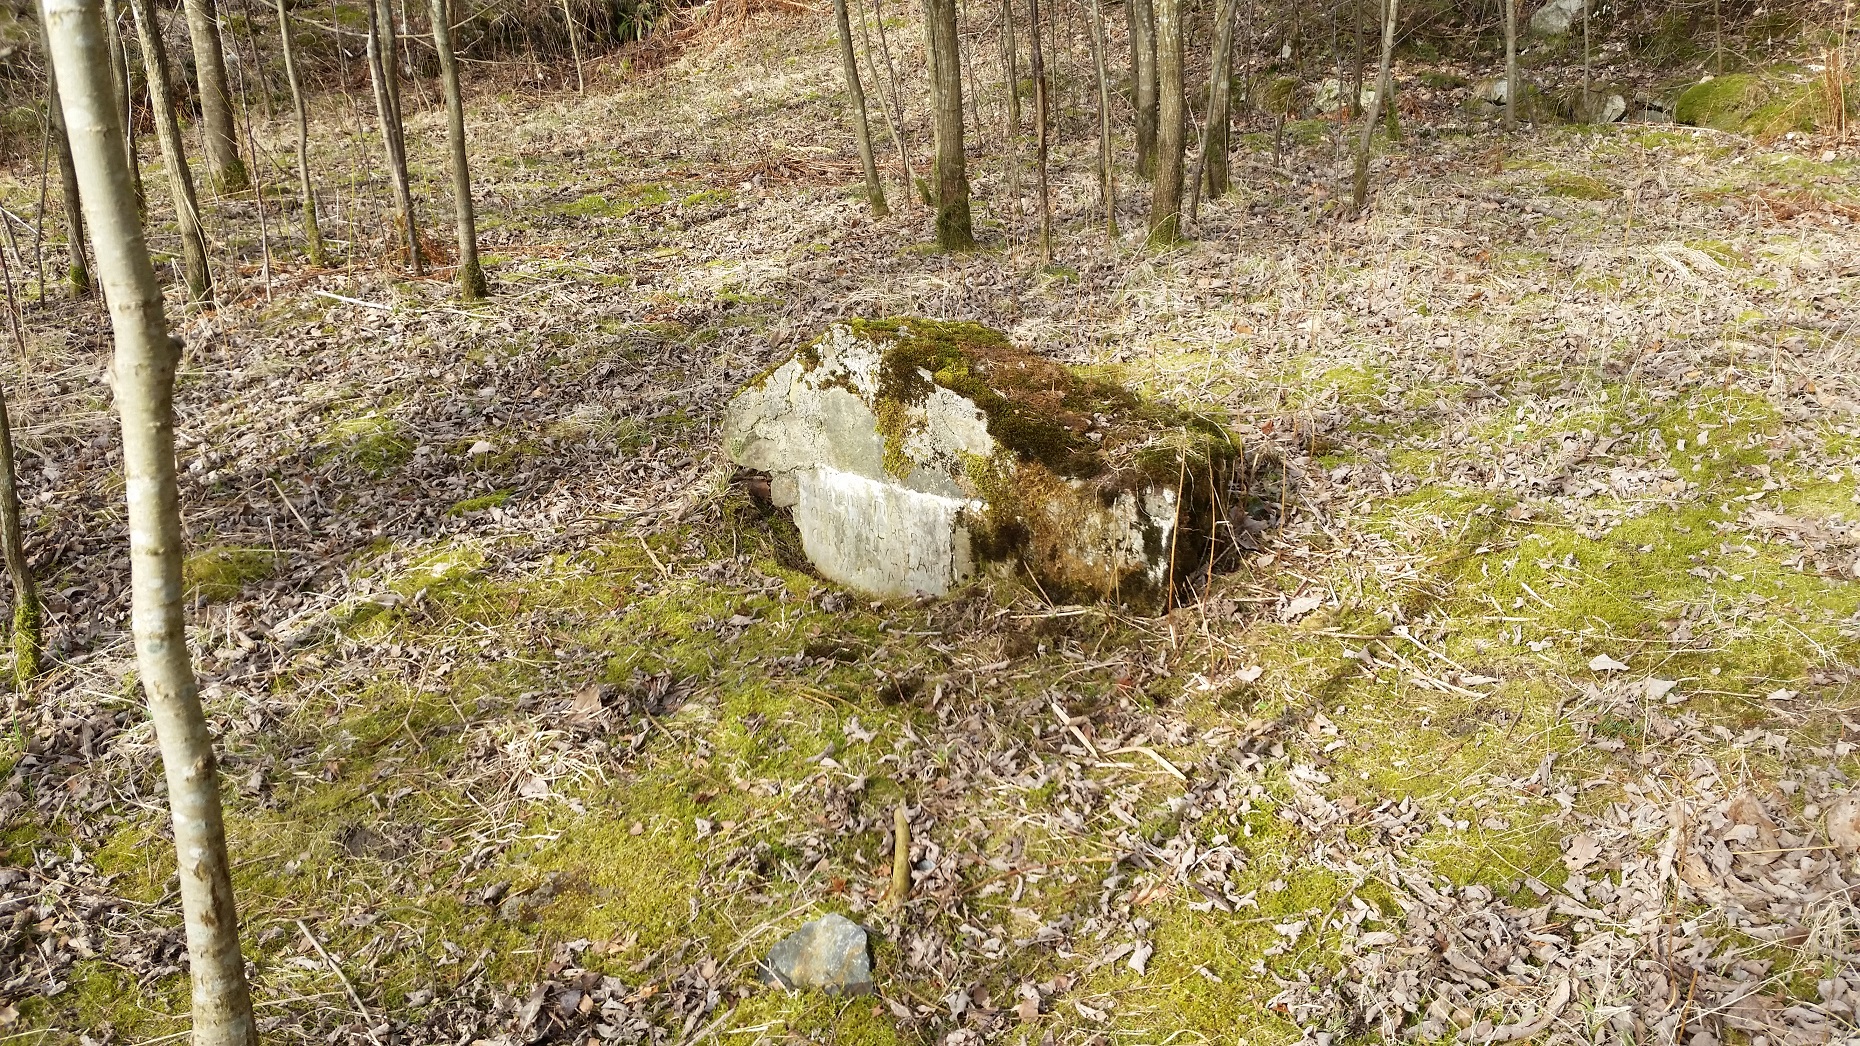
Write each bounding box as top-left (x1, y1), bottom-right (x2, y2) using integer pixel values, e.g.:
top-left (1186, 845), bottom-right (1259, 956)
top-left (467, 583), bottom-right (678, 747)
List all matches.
top-left (42, 1), bottom-right (256, 1042)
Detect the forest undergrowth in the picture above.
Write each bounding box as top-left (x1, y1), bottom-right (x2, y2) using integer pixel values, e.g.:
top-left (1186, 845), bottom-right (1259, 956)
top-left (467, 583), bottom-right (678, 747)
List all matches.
top-left (2, 8), bottom-right (1859, 1044)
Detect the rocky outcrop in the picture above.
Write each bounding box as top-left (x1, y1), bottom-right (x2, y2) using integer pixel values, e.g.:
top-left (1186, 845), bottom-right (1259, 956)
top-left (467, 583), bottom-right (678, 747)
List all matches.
top-left (724, 320), bottom-right (1237, 610)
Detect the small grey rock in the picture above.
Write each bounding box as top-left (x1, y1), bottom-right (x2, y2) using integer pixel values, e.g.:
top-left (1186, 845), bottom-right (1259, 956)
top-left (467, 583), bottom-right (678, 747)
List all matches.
top-left (760, 913), bottom-right (873, 995)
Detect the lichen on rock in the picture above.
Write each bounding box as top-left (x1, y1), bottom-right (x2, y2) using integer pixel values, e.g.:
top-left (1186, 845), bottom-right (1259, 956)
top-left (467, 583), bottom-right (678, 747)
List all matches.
top-left (723, 319), bottom-right (1238, 610)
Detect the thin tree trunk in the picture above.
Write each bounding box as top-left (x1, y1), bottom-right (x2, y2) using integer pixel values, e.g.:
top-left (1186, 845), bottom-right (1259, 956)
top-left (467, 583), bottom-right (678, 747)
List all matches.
top-left (0, 387), bottom-right (38, 691)
top-left (43, 5), bottom-right (257, 1044)
top-left (563, 0), bottom-right (585, 91)
top-left (1351, 0), bottom-right (1396, 213)
top-left (958, 0), bottom-right (985, 145)
top-left (923, 0), bottom-right (973, 249)
top-left (128, 0), bottom-right (213, 301)
top-left (1581, 0), bottom-right (1589, 97)
top-left (100, 0), bottom-right (142, 209)
top-left (38, 56), bottom-right (90, 298)
top-left (367, 0), bottom-right (423, 273)
top-left (856, 0), bottom-right (915, 202)
top-left (872, 0), bottom-right (913, 193)
top-left (834, 0), bottom-right (887, 215)
top-left (1350, 0), bottom-right (1365, 118)
top-left (1147, 0), bottom-right (1183, 243)
top-left (34, 114), bottom-right (47, 305)
top-left (999, 0), bottom-right (1020, 138)
top-left (234, 53), bottom-right (272, 298)
top-left (1027, 0), bottom-right (1051, 261)
top-left (1203, 0), bottom-right (1238, 198)
top-left (432, 0), bottom-right (486, 298)
top-left (1127, 0), bottom-right (1157, 176)
top-left (1085, 0), bottom-right (1116, 239)
top-left (1503, 0), bottom-right (1517, 128)
top-left (234, 0), bottom-right (273, 119)
top-left (275, 0), bottom-right (324, 264)
top-left (179, 0), bottom-right (247, 190)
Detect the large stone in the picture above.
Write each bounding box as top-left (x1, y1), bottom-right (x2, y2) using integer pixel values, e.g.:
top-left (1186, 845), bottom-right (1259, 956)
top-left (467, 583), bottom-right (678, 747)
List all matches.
top-left (1548, 84), bottom-right (1627, 124)
top-left (760, 913), bottom-right (874, 995)
top-left (724, 320), bottom-right (1235, 610)
top-left (1529, 0), bottom-right (1584, 37)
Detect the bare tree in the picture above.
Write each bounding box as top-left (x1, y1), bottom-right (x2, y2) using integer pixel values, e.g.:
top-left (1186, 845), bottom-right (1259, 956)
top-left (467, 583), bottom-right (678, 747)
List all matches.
top-left (432, 0), bottom-right (486, 298)
top-left (100, 0), bottom-right (142, 208)
top-left (1148, 0), bottom-right (1184, 243)
top-left (1127, 0), bottom-right (1158, 176)
top-left (999, 0), bottom-right (1020, 138)
top-left (0, 387), bottom-right (39, 690)
top-left (276, 0), bottom-right (324, 264)
top-left (127, 0), bottom-right (213, 301)
top-left (1203, 0), bottom-right (1240, 198)
top-left (1084, 0), bottom-right (1116, 238)
top-left (834, 0), bottom-right (887, 216)
top-left (855, 0), bottom-right (914, 203)
top-left (179, 0), bottom-right (248, 190)
top-left (923, 0), bottom-right (974, 249)
top-left (367, 0), bottom-right (423, 272)
top-left (1351, 0), bottom-right (1397, 212)
top-left (43, 1), bottom-right (257, 1043)
top-left (36, 8), bottom-right (90, 298)
top-left (1027, 0), bottom-right (1052, 260)
top-left (1503, 0), bottom-right (1517, 128)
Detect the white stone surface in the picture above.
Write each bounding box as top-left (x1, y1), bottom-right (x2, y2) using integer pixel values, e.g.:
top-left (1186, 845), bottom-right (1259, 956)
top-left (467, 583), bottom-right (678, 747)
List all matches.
top-left (788, 468), bottom-right (979, 598)
top-left (723, 323), bottom-right (1196, 605)
top-left (1530, 0), bottom-right (1584, 37)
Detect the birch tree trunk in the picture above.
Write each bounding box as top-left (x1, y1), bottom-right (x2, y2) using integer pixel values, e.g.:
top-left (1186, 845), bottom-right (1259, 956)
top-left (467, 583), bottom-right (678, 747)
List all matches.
top-left (1350, 0), bottom-right (1396, 213)
top-left (431, 0), bottom-right (486, 298)
top-left (1027, 0), bottom-right (1051, 261)
top-left (367, 0), bottom-right (424, 273)
top-left (179, 0), bottom-right (247, 191)
top-left (1503, 0), bottom-right (1517, 128)
top-left (127, 0), bottom-right (213, 301)
top-left (1147, 0), bottom-right (1184, 244)
top-left (0, 388), bottom-right (39, 689)
top-left (99, 0), bottom-right (142, 209)
top-left (834, 0), bottom-right (887, 216)
top-left (276, 0), bottom-right (324, 265)
top-left (1126, 0), bottom-right (1157, 177)
top-left (1085, 0), bottom-right (1116, 239)
top-left (43, 2), bottom-right (256, 1043)
top-left (923, 0), bottom-right (974, 249)
top-left (1203, 0), bottom-right (1239, 198)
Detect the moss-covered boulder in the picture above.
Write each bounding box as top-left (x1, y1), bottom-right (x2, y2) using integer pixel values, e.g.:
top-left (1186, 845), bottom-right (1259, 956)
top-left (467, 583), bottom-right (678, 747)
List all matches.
top-left (1547, 84), bottom-right (1628, 124)
top-left (724, 320), bottom-right (1236, 610)
top-left (1672, 70), bottom-right (1850, 136)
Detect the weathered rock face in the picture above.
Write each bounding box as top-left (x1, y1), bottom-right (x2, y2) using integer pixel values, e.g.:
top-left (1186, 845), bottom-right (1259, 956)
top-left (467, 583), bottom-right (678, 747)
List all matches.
top-left (1549, 84), bottom-right (1627, 124)
top-left (759, 914), bottom-right (873, 995)
top-left (1529, 0), bottom-right (1584, 37)
top-left (724, 320), bottom-right (1235, 610)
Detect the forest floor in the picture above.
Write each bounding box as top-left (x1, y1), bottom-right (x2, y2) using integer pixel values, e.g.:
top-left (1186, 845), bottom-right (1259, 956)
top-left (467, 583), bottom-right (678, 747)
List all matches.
top-left (3, 11), bottom-right (1860, 1046)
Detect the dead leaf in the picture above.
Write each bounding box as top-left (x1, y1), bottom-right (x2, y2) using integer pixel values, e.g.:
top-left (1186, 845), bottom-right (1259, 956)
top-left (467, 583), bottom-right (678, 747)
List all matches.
top-left (1588, 653), bottom-right (1630, 672)
top-left (1563, 833), bottom-right (1603, 871)
top-left (1826, 793), bottom-right (1860, 854)
top-left (1281, 594), bottom-right (1324, 621)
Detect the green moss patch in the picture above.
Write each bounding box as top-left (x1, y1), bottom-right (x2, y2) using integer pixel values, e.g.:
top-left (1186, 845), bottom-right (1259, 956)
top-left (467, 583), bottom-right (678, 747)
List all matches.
top-left (183, 545), bottom-right (280, 602)
top-left (323, 412), bottom-right (411, 473)
top-left (557, 183), bottom-right (675, 219)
